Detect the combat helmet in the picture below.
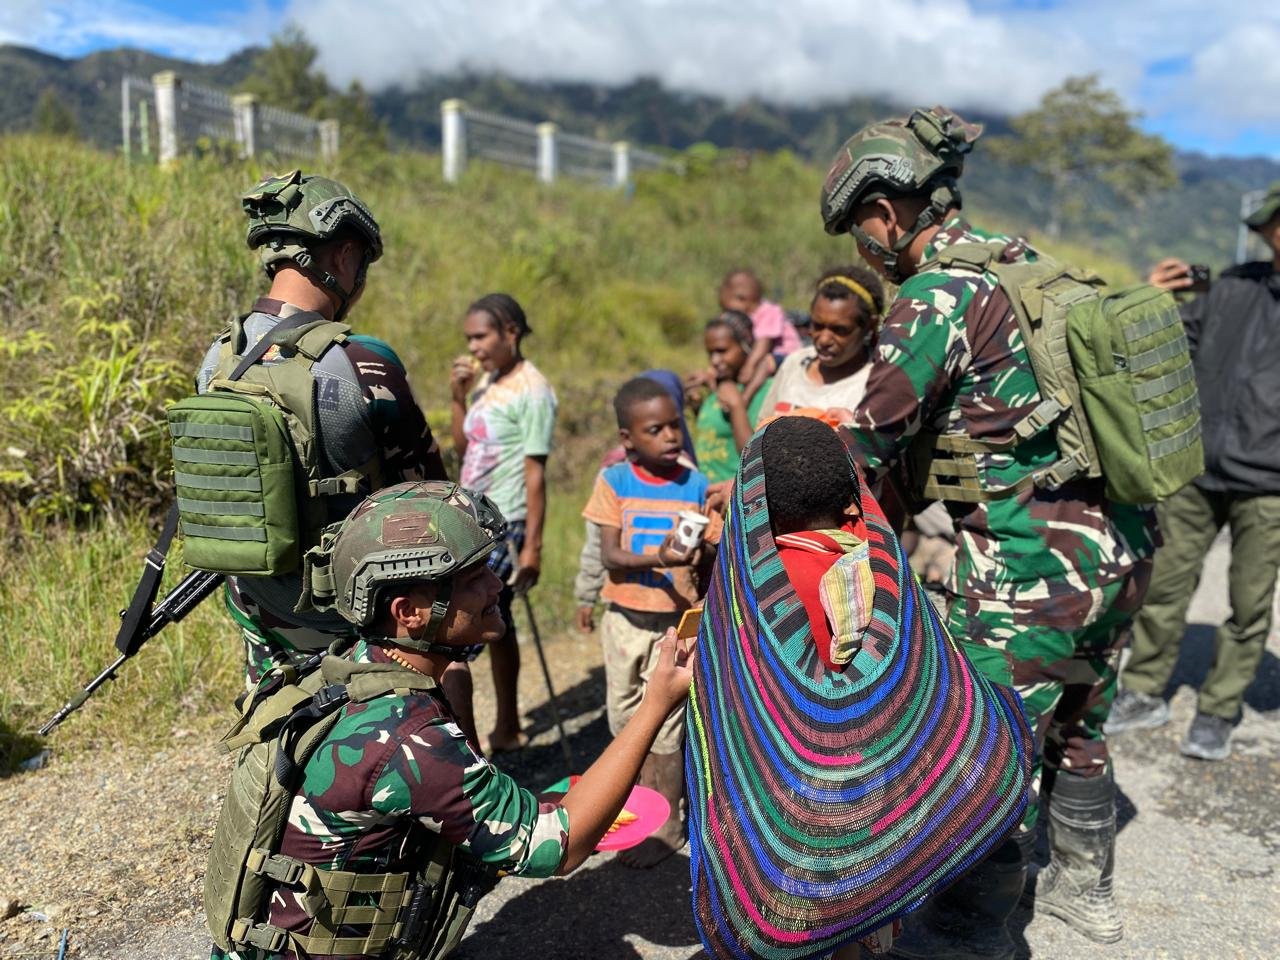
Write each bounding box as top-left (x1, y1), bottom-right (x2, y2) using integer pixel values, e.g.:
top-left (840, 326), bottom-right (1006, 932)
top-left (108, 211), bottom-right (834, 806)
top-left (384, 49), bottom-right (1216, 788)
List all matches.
top-left (241, 169), bottom-right (383, 319)
top-left (300, 481), bottom-right (507, 658)
top-left (821, 106), bottom-right (983, 280)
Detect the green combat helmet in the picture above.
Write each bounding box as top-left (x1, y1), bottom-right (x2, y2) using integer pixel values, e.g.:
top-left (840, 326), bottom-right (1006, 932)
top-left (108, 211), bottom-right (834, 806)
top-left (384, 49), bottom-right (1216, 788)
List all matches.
top-left (242, 169), bottom-right (383, 319)
top-left (300, 481), bottom-right (506, 658)
top-left (1244, 181), bottom-right (1280, 231)
top-left (820, 106), bottom-right (983, 281)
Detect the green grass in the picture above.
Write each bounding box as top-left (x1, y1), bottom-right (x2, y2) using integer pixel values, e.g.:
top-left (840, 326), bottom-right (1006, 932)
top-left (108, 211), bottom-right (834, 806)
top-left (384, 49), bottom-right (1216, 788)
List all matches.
top-left (0, 134), bottom-right (1140, 764)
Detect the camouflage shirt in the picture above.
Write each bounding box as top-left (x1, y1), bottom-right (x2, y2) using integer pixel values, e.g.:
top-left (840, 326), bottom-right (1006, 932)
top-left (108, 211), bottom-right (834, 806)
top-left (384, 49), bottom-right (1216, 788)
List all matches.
top-left (216, 641), bottom-right (569, 960)
top-left (845, 217), bottom-right (1156, 627)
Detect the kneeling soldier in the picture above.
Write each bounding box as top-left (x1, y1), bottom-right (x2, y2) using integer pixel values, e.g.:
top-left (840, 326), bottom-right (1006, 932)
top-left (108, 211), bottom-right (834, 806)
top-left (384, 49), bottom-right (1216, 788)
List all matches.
top-left (205, 481), bottom-right (695, 960)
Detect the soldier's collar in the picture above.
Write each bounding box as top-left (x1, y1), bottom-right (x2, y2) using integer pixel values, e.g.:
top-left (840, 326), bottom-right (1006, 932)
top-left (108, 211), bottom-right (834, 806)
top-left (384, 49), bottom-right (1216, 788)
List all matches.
top-left (920, 215), bottom-right (972, 262)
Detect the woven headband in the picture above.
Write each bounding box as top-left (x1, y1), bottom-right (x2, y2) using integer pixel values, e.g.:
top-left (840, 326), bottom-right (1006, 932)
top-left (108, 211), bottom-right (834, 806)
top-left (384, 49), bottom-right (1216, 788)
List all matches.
top-left (820, 275), bottom-right (878, 314)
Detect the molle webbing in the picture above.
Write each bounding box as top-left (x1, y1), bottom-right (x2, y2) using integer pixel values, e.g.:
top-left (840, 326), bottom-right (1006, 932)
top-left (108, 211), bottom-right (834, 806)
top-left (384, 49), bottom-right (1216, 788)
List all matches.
top-left (686, 431), bottom-right (1033, 959)
top-left (206, 654), bottom-right (483, 960)
top-left (167, 312), bottom-right (356, 577)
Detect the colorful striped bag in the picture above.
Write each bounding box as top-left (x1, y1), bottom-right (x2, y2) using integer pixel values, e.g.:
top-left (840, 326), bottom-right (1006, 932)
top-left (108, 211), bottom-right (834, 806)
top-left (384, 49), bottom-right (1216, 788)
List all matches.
top-left (686, 429), bottom-right (1032, 959)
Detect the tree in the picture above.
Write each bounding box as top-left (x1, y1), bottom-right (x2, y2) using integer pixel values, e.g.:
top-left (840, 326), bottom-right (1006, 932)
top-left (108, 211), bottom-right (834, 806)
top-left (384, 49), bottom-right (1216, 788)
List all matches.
top-left (989, 75), bottom-right (1177, 237)
top-left (32, 88), bottom-right (78, 139)
top-left (239, 25), bottom-right (386, 157)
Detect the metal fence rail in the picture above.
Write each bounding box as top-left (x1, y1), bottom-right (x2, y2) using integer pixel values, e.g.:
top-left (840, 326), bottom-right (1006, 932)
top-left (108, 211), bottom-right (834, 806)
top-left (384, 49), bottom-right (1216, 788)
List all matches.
top-left (121, 72), bottom-right (337, 165)
top-left (441, 99), bottom-right (678, 189)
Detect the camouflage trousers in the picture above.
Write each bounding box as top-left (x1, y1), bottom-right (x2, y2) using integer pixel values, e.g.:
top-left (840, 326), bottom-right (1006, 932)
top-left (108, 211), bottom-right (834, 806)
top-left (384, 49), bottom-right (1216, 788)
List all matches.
top-left (222, 581), bottom-right (355, 688)
top-left (946, 563), bottom-right (1150, 829)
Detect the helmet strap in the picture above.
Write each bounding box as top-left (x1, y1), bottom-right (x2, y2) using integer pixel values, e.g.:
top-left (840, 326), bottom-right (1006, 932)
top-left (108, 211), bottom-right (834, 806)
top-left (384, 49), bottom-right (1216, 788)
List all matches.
top-left (293, 249), bottom-right (354, 322)
top-left (852, 181), bottom-right (959, 284)
top-left (374, 578), bottom-right (477, 660)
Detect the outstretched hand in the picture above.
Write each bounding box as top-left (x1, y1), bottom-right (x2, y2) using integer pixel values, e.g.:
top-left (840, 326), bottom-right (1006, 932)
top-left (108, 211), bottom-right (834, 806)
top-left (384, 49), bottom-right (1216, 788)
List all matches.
top-left (645, 627), bottom-right (696, 713)
top-left (1148, 258), bottom-right (1195, 292)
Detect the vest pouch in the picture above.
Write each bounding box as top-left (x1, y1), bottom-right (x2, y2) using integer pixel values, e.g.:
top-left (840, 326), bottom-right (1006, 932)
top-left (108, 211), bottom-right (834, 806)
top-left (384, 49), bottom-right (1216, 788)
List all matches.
top-left (1067, 286), bottom-right (1203, 505)
top-left (168, 392), bottom-right (300, 576)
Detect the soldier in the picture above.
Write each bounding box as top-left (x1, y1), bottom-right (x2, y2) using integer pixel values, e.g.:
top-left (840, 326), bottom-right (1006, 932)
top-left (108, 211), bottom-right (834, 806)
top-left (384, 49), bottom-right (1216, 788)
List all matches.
top-left (206, 481), bottom-right (695, 959)
top-left (819, 108), bottom-right (1157, 958)
top-left (192, 172), bottom-right (478, 734)
top-left (1108, 183), bottom-right (1280, 760)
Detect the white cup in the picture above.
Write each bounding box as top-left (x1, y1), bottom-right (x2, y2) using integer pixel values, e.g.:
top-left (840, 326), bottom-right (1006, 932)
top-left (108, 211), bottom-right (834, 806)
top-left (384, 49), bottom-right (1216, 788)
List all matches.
top-left (674, 510), bottom-right (711, 557)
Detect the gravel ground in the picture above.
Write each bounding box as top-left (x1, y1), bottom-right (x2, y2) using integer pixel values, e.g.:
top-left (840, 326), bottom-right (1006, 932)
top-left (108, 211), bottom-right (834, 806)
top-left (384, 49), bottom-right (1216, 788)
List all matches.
top-left (2, 533), bottom-right (1277, 959)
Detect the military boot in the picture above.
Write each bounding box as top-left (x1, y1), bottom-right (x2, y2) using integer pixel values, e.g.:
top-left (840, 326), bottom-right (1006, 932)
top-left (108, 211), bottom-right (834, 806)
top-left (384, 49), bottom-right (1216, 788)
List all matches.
top-left (889, 835), bottom-right (1028, 960)
top-left (1022, 765), bottom-right (1122, 943)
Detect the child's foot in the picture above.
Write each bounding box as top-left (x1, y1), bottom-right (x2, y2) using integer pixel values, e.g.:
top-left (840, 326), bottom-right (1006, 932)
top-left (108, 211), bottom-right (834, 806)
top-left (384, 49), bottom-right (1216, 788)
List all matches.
top-left (619, 749), bottom-right (686, 869)
top-left (482, 729), bottom-right (530, 754)
top-left (618, 817), bottom-right (686, 868)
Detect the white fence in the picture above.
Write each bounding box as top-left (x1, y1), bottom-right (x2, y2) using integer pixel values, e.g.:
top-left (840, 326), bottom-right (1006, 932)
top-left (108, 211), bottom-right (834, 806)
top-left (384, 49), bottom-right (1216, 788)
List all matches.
top-left (121, 72), bottom-right (338, 165)
top-left (1236, 188), bottom-right (1273, 264)
top-left (441, 100), bottom-right (672, 189)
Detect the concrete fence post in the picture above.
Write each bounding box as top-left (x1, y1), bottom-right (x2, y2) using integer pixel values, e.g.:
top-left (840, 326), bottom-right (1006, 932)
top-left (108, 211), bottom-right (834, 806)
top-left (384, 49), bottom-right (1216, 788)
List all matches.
top-left (120, 77), bottom-right (132, 160)
top-left (612, 141), bottom-right (631, 189)
top-left (442, 99), bottom-right (467, 183)
top-left (152, 70), bottom-right (180, 166)
top-left (232, 93), bottom-right (258, 159)
top-left (536, 122), bottom-right (558, 185)
top-left (318, 119), bottom-right (340, 162)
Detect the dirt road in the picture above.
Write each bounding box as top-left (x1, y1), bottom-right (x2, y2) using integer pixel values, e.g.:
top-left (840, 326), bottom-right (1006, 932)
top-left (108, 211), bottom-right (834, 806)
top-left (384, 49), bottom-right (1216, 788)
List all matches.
top-left (3, 534), bottom-right (1276, 958)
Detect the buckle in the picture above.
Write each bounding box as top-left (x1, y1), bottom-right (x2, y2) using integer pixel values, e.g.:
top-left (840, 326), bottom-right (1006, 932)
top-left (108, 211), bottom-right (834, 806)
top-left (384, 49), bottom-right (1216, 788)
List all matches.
top-left (247, 848), bottom-right (306, 885)
top-left (232, 919), bottom-right (288, 952)
top-left (1014, 395), bottom-right (1067, 441)
top-left (309, 471), bottom-right (362, 497)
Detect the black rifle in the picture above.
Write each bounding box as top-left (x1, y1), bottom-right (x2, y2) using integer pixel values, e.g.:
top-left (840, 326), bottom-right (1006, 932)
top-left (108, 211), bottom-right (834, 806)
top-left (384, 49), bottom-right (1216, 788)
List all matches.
top-left (40, 507), bottom-right (223, 736)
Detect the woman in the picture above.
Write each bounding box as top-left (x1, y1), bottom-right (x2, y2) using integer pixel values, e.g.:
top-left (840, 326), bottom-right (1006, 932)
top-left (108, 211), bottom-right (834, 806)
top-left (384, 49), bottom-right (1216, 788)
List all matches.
top-left (450, 293), bottom-right (558, 752)
top-left (688, 311), bottom-right (775, 484)
top-left (759, 265), bottom-right (884, 419)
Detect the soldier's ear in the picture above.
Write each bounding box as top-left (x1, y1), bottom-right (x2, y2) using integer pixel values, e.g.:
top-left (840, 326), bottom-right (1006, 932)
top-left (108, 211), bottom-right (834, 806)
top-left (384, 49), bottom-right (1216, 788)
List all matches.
top-left (389, 585), bottom-right (437, 631)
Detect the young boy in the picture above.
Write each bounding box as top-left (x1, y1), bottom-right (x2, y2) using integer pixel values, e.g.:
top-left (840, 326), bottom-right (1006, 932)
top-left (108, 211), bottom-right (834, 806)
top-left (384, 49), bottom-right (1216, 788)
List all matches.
top-left (719, 268), bottom-right (802, 393)
top-left (583, 375), bottom-right (721, 868)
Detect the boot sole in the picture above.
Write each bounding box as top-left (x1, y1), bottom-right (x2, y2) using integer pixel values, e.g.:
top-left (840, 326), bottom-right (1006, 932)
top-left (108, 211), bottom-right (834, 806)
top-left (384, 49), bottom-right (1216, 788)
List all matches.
top-left (1105, 704), bottom-right (1169, 734)
top-left (1179, 741), bottom-right (1231, 761)
top-left (1030, 899), bottom-right (1123, 944)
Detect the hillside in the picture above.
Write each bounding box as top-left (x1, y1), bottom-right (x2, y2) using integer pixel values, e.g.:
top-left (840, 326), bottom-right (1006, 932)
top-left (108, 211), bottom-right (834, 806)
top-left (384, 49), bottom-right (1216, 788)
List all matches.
top-left (2, 43), bottom-right (1277, 270)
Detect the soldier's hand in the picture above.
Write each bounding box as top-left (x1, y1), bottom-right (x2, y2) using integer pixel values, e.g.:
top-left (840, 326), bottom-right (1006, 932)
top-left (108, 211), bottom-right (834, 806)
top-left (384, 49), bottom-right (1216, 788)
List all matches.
top-left (645, 627), bottom-right (696, 712)
top-left (1148, 258), bottom-right (1194, 292)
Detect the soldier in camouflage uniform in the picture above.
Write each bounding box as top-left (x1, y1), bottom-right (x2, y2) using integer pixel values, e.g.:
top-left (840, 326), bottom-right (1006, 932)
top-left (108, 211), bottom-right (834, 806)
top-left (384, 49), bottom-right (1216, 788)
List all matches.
top-left (209, 481), bottom-right (695, 960)
top-left (194, 171), bottom-right (457, 713)
top-left (820, 108), bottom-right (1157, 958)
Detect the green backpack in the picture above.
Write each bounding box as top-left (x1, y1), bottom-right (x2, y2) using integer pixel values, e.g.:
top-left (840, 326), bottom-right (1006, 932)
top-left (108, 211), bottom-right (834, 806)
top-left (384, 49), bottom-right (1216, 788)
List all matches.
top-left (911, 241), bottom-right (1203, 506)
top-left (204, 653), bottom-right (496, 959)
top-left (167, 312), bottom-right (378, 577)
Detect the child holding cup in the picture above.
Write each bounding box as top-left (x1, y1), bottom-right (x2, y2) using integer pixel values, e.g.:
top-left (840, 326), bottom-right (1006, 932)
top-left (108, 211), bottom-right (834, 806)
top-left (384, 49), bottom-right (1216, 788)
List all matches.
top-left (582, 376), bottom-right (721, 868)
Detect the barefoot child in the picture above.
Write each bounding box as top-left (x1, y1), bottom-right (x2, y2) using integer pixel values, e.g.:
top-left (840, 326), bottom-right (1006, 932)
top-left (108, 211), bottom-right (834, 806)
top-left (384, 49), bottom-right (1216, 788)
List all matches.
top-left (583, 376), bottom-right (721, 868)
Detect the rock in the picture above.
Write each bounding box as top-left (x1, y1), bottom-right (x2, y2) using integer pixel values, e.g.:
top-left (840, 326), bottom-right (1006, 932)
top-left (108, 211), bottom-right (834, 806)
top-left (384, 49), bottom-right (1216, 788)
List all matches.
top-left (18, 750), bottom-right (52, 772)
top-left (0, 898), bottom-right (21, 921)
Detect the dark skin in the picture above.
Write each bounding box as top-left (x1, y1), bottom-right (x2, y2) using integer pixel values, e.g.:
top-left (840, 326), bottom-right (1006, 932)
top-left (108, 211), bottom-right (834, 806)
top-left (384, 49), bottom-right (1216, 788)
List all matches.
top-left (851, 198), bottom-right (958, 280)
top-left (601, 394), bottom-right (703, 572)
top-left (805, 295), bottom-right (875, 384)
top-left (380, 566), bottom-right (695, 877)
top-left (449, 307), bottom-right (548, 753)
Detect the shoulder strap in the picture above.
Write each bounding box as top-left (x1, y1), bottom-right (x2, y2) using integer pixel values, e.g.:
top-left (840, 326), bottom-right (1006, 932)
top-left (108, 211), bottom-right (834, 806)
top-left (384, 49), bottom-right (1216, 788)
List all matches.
top-left (923, 239), bottom-right (1008, 273)
top-left (227, 310), bottom-right (332, 381)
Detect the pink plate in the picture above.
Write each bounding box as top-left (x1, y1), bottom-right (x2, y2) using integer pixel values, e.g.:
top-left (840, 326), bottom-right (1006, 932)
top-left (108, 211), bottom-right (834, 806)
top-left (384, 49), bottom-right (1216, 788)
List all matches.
top-left (542, 776), bottom-right (671, 851)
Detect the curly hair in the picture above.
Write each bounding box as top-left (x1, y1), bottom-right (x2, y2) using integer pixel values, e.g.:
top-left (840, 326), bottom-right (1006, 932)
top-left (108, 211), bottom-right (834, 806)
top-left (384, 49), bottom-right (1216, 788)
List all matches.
top-left (810, 265), bottom-right (886, 319)
top-left (761, 417), bottom-right (857, 534)
top-left (705, 310), bottom-right (755, 349)
top-left (468, 292), bottom-right (533, 339)
top-left (613, 375), bottom-right (674, 429)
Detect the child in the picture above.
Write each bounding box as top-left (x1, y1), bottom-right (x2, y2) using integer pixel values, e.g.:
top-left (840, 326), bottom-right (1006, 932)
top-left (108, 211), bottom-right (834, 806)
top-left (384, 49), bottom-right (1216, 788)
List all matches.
top-left (582, 376), bottom-right (721, 868)
top-left (719, 267), bottom-right (802, 389)
top-left (689, 311), bottom-right (774, 484)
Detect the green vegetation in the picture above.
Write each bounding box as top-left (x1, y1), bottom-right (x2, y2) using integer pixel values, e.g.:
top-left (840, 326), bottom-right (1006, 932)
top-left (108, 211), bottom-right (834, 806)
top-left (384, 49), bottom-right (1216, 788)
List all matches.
top-left (0, 133), bottom-right (1139, 765)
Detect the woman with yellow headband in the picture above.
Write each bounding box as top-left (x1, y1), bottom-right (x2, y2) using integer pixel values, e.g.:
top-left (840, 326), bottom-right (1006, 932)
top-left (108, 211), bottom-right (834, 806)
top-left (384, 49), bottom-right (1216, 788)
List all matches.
top-left (759, 264), bottom-right (885, 421)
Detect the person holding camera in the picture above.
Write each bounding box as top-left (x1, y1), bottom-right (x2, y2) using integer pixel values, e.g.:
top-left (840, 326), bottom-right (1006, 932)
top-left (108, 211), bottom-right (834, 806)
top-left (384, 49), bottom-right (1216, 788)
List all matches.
top-left (1109, 183), bottom-right (1280, 761)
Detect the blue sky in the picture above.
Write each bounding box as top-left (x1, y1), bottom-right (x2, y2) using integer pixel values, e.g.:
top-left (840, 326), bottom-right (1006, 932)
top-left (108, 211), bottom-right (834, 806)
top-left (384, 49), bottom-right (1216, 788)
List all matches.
top-left (3, 0), bottom-right (1277, 159)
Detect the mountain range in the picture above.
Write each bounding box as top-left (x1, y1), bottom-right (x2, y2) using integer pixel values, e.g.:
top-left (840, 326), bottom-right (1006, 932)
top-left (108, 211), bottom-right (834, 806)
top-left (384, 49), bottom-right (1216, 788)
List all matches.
top-left (3, 42), bottom-right (1277, 270)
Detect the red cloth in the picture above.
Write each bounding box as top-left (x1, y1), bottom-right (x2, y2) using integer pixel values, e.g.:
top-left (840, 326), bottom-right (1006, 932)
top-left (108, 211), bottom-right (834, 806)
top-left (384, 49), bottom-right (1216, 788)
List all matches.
top-left (775, 519), bottom-right (866, 671)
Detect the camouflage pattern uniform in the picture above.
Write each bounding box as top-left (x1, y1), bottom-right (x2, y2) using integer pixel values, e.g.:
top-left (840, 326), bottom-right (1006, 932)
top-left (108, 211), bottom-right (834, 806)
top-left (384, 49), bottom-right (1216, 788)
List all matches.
top-left (844, 216), bottom-right (1157, 827)
top-left (212, 643), bottom-right (568, 960)
top-left (196, 297), bottom-right (448, 684)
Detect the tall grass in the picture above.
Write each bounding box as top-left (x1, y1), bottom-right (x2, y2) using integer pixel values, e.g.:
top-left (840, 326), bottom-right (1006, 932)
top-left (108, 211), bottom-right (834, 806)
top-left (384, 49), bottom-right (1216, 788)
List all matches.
top-left (0, 135), bottom-right (1138, 762)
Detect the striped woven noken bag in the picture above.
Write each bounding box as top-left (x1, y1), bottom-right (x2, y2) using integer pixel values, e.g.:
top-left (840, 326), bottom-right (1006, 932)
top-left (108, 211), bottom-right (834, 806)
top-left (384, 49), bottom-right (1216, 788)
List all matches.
top-left (686, 429), bottom-right (1033, 960)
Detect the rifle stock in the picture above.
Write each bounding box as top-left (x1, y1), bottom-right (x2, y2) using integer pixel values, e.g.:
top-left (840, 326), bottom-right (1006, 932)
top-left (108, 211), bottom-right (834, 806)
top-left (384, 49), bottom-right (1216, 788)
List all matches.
top-left (39, 569), bottom-right (223, 736)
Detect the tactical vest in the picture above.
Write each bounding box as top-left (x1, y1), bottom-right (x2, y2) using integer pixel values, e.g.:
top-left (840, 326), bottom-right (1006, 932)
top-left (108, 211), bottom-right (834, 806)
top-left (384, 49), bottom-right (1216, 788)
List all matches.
top-left (168, 312), bottom-right (382, 580)
top-left (204, 652), bottom-right (495, 959)
top-left (907, 241), bottom-right (1203, 506)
